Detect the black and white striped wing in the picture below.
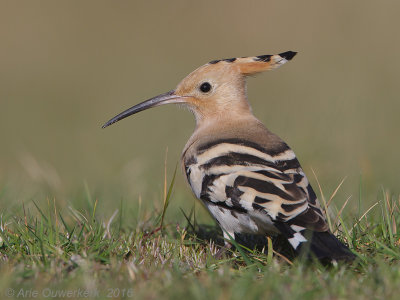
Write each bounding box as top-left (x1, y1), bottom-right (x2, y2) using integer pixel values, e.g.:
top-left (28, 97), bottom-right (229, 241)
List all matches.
top-left (185, 139), bottom-right (328, 235)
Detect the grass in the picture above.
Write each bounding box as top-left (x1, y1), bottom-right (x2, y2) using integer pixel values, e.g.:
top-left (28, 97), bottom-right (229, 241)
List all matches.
top-left (0, 170), bottom-right (399, 300)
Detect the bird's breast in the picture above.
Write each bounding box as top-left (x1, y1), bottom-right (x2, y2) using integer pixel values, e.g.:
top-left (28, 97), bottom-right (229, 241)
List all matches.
top-left (184, 157), bottom-right (203, 199)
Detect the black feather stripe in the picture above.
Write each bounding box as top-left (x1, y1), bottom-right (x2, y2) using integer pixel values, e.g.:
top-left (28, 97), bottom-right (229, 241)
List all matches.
top-left (203, 199), bottom-right (248, 214)
top-left (234, 176), bottom-right (295, 201)
top-left (252, 203), bottom-right (265, 210)
top-left (282, 182), bottom-right (305, 199)
top-left (277, 212), bottom-right (290, 221)
top-left (201, 153), bottom-right (278, 170)
top-left (281, 201), bottom-right (307, 212)
top-left (276, 158), bottom-right (301, 170)
top-left (306, 184), bottom-right (317, 205)
top-left (224, 58), bottom-right (236, 62)
top-left (254, 196), bottom-right (272, 204)
top-left (254, 170), bottom-right (290, 180)
top-left (293, 173), bottom-right (304, 183)
top-left (253, 55), bottom-right (272, 62)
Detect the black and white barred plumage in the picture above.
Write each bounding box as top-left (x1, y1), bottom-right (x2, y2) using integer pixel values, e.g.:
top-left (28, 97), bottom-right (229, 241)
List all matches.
top-left (183, 136), bottom-right (354, 261)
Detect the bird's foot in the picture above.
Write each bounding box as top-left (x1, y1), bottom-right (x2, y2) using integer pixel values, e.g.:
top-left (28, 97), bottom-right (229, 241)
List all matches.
top-left (214, 243), bottom-right (232, 259)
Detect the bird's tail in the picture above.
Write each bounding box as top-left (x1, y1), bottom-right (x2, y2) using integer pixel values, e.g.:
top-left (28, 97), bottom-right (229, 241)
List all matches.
top-left (300, 231), bottom-right (356, 262)
top-left (276, 224), bottom-right (356, 262)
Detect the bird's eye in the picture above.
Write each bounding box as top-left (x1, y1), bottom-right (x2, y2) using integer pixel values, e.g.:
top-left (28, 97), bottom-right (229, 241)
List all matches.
top-left (199, 82), bottom-right (212, 93)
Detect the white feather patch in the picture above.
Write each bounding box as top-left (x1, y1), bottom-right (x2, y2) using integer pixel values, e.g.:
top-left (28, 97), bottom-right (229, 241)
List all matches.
top-left (288, 232), bottom-right (308, 249)
top-left (197, 143), bottom-right (296, 166)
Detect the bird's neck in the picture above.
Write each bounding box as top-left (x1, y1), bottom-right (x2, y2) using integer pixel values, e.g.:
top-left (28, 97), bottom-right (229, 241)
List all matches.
top-left (192, 98), bottom-right (254, 130)
top-left (183, 108), bottom-right (264, 158)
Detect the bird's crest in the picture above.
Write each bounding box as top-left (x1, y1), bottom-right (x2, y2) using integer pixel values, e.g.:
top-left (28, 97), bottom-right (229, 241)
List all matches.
top-left (207, 51), bottom-right (297, 75)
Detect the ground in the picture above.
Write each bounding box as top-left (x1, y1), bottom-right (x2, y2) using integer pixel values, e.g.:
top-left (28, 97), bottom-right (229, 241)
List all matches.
top-left (0, 177), bottom-right (399, 300)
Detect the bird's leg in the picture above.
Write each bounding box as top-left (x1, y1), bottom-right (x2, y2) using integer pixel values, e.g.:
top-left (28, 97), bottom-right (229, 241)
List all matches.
top-left (214, 231), bottom-right (234, 259)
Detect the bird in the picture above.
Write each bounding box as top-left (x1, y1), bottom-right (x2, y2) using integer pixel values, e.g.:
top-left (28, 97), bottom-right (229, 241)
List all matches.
top-left (102, 51), bottom-right (355, 262)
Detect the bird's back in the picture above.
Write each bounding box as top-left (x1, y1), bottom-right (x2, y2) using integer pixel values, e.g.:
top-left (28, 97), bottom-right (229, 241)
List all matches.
top-left (181, 116), bottom-right (354, 260)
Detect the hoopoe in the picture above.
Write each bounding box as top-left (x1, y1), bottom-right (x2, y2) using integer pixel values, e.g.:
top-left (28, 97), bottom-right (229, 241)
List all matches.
top-left (103, 51), bottom-right (355, 262)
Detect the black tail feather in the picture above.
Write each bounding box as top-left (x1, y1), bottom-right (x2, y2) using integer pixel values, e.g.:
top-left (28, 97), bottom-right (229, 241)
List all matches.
top-left (275, 223), bottom-right (356, 263)
top-left (303, 231), bottom-right (356, 262)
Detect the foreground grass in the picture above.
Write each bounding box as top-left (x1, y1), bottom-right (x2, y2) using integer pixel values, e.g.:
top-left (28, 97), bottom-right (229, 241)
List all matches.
top-left (0, 183), bottom-right (399, 299)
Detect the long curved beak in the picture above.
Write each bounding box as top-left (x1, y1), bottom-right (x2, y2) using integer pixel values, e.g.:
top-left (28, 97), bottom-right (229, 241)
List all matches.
top-left (102, 90), bottom-right (184, 128)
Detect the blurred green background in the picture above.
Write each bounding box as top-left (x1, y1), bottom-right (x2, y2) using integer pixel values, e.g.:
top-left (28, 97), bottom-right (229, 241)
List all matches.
top-left (1, 1), bottom-right (399, 217)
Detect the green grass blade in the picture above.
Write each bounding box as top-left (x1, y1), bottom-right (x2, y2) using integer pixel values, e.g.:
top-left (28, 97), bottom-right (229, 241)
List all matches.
top-left (160, 164), bottom-right (177, 231)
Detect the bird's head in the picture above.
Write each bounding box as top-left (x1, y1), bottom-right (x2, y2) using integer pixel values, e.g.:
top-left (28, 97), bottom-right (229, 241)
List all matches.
top-left (102, 51), bottom-right (296, 128)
